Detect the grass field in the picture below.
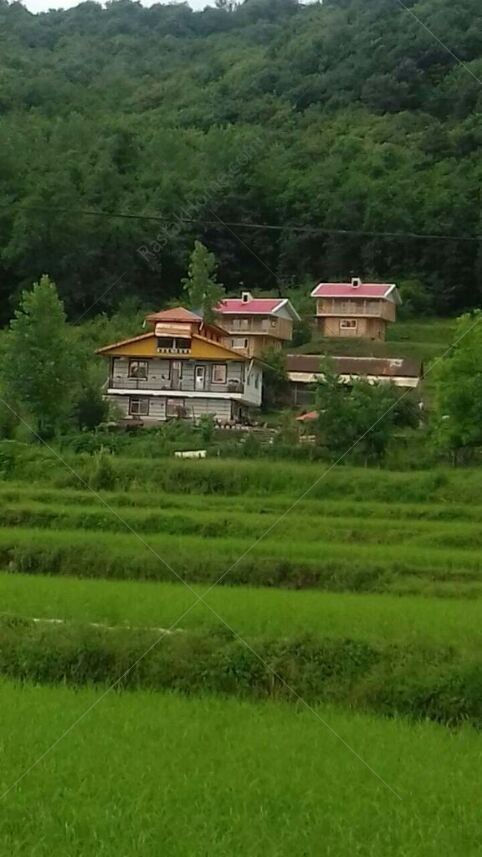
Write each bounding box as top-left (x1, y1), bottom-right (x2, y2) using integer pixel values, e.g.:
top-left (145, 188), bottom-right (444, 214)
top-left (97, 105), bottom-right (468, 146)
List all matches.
top-left (0, 682), bottom-right (479, 857)
top-left (2, 572), bottom-right (482, 653)
top-left (1, 444), bottom-right (481, 853)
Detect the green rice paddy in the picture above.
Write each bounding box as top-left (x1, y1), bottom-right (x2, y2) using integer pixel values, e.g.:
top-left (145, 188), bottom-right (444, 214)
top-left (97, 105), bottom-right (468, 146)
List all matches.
top-left (0, 682), bottom-right (479, 857)
top-left (0, 453), bottom-right (481, 853)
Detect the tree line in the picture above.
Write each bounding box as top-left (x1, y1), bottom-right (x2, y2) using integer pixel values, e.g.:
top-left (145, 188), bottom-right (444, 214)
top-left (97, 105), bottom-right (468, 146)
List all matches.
top-left (0, 0), bottom-right (481, 321)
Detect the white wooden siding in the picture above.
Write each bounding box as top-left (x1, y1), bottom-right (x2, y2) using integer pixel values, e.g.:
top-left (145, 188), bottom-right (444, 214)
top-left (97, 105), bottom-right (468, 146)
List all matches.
top-left (188, 399), bottom-right (232, 421)
top-left (149, 398), bottom-right (167, 419)
top-left (106, 393), bottom-right (233, 422)
top-left (111, 357), bottom-right (244, 392)
top-left (244, 365), bottom-right (263, 406)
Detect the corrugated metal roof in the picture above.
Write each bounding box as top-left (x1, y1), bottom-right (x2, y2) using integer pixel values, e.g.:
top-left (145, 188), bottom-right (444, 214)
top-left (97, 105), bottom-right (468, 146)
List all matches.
top-left (286, 354), bottom-right (421, 378)
top-left (311, 283), bottom-right (396, 299)
top-left (217, 298), bottom-right (284, 314)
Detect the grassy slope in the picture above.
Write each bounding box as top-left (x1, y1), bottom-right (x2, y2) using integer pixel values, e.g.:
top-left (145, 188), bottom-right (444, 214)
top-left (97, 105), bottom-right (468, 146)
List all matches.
top-left (292, 317), bottom-right (455, 362)
top-left (0, 682), bottom-right (479, 857)
top-left (6, 497), bottom-right (482, 542)
top-left (1, 572), bottom-right (482, 654)
top-left (2, 468), bottom-right (482, 595)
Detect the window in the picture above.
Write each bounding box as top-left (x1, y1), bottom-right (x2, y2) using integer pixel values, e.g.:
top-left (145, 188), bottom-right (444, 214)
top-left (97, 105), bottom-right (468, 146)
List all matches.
top-left (211, 364), bottom-right (227, 384)
top-left (166, 398), bottom-right (186, 418)
top-left (232, 319), bottom-right (241, 330)
top-left (254, 371), bottom-right (260, 389)
top-left (340, 319), bottom-right (357, 329)
top-left (157, 336), bottom-right (174, 350)
top-left (129, 397), bottom-right (149, 416)
top-left (157, 336), bottom-right (191, 353)
top-left (231, 338), bottom-right (248, 349)
top-left (128, 360), bottom-right (148, 380)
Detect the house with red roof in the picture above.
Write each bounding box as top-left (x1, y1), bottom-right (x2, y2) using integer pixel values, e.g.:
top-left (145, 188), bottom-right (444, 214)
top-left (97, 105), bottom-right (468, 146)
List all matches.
top-left (216, 291), bottom-right (300, 357)
top-left (311, 277), bottom-right (401, 340)
top-left (97, 307), bottom-right (263, 424)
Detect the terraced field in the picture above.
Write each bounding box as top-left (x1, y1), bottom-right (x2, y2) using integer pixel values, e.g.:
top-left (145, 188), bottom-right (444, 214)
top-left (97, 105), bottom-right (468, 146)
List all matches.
top-left (1, 451), bottom-right (481, 854)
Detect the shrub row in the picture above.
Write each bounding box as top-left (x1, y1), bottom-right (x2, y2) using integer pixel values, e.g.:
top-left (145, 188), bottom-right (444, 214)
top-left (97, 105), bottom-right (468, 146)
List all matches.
top-left (2, 483), bottom-right (482, 523)
top-left (0, 617), bottom-right (480, 727)
top-left (1, 441), bottom-right (480, 501)
top-left (3, 501), bottom-right (482, 549)
top-left (1, 528), bottom-right (482, 596)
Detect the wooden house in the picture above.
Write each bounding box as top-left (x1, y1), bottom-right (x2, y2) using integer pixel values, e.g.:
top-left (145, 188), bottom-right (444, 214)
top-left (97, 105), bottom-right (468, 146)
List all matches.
top-left (311, 278), bottom-right (401, 340)
top-left (215, 291), bottom-right (300, 357)
top-left (97, 307), bottom-right (263, 423)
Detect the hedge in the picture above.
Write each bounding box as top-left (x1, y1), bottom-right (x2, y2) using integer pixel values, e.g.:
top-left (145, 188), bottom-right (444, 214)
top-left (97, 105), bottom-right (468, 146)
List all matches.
top-left (0, 616), bottom-right (481, 727)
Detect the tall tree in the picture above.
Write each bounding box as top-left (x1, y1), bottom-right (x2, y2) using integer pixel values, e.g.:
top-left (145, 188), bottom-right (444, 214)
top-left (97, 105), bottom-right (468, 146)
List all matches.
top-left (182, 241), bottom-right (225, 323)
top-left (1, 275), bottom-right (79, 437)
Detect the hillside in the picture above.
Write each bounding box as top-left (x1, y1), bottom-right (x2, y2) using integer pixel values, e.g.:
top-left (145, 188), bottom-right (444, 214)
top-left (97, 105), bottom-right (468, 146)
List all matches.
top-left (293, 317), bottom-right (456, 363)
top-left (0, 0), bottom-right (481, 321)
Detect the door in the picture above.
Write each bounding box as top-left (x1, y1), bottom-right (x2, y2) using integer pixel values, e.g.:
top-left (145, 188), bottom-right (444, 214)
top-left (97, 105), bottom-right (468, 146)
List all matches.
top-left (195, 365), bottom-right (205, 391)
top-left (171, 360), bottom-right (182, 390)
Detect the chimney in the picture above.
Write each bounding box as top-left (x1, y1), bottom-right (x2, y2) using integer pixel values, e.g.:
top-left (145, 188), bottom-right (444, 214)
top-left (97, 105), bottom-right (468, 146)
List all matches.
top-left (351, 277), bottom-right (362, 288)
top-left (241, 291), bottom-right (253, 303)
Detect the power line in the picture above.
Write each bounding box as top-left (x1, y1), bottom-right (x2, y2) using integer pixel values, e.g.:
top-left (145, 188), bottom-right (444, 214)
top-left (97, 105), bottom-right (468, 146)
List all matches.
top-left (1, 202), bottom-right (481, 243)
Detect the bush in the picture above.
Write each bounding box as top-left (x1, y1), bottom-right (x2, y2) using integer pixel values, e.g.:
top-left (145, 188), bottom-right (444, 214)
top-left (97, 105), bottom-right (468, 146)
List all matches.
top-left (90, 451), bottom-right (117, 491)
top-left (75, 386), bottom-right (108, 431)
top-left (0, 443), bottom-right (16, 477)
top-left (0, 619), bottom-right (480, 726)
top-left (198, 414), bottom-right (215, 443)
top-left (0, 403), bottom-right (19, 440)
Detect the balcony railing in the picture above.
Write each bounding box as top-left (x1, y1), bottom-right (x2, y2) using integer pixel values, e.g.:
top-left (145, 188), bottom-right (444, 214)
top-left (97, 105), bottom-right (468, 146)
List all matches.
top-left (109, 377), bottom-right (245, 395)
top-left (316, 300), bottom-right (395, 321)
top-left (318, 306), bottom-right (381, 316)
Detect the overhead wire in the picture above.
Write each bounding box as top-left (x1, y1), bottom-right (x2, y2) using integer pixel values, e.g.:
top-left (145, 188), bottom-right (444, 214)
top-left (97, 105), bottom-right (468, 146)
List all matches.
top-left (1, 202), bottom-right (480, 243)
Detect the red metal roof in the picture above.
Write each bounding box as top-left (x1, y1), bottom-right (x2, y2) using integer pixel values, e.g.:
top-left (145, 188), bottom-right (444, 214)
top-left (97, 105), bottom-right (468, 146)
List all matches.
top-left (311, 283), bottom-right (396, 299)
top-left (217, 298), bottom-right (284, 315)
top-left (296, 410), bottom-right (319, 422)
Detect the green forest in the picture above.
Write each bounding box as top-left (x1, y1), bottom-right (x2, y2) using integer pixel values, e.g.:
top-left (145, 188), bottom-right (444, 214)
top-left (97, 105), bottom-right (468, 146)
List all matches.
top-left (0, 0), bottom-right (481, 322)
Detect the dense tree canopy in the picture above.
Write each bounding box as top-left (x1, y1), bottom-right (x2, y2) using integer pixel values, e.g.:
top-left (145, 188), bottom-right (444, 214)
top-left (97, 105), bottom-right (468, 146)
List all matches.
top-left (431, 312), bottom-right (482, 461)
top-left (315, 359), bottom-right (418, 462)
top-left (0, 0), bottom-right (481, 322)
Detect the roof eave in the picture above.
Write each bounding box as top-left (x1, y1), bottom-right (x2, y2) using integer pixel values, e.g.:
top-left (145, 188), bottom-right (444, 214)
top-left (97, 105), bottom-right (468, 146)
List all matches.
top-left (273, 298), bottom-right (301, 321)
top-left (96, 332), bottom-right (154, 354)
top-left (385, 284), bottom-right (402, 305)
